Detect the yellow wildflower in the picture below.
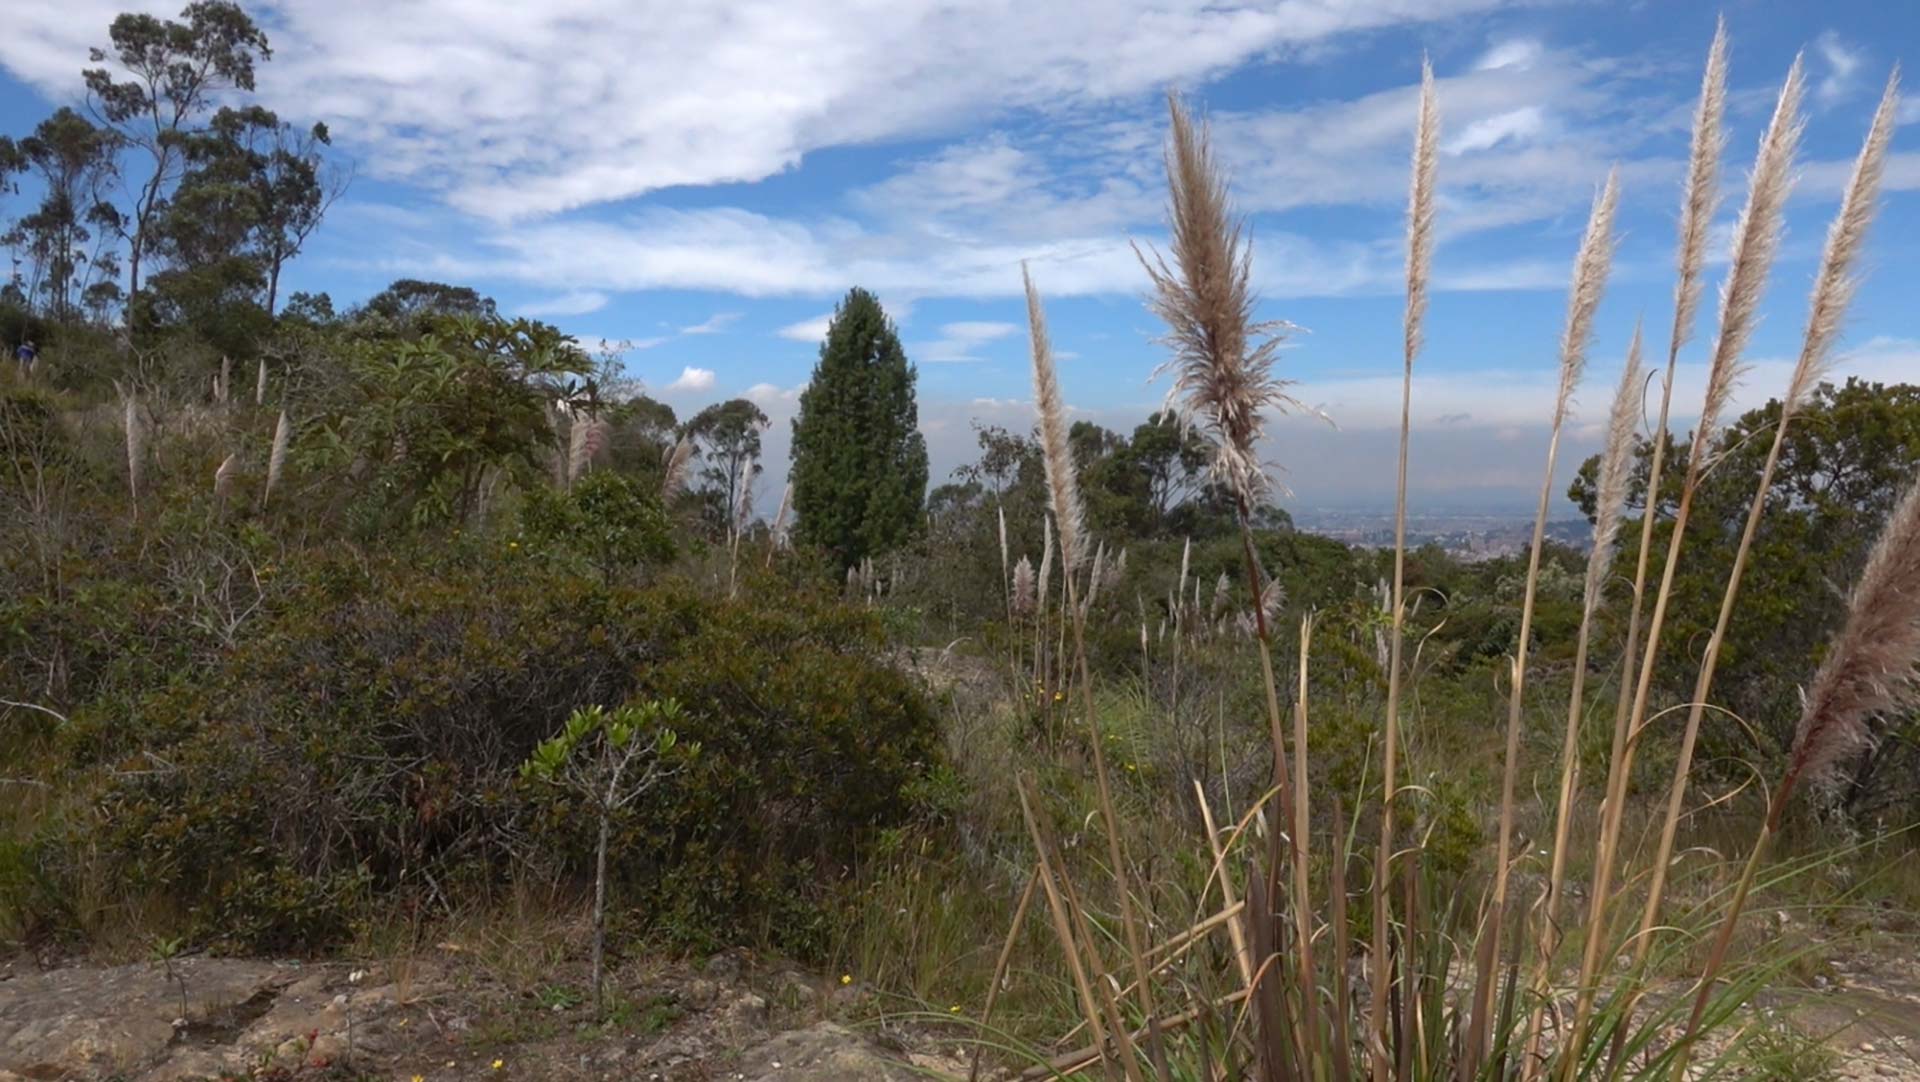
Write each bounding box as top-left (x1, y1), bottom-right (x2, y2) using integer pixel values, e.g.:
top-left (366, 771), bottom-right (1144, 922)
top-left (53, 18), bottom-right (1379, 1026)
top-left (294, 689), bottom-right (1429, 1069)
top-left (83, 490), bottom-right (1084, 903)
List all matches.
top-left (840, 974), bottom-right (853, 985)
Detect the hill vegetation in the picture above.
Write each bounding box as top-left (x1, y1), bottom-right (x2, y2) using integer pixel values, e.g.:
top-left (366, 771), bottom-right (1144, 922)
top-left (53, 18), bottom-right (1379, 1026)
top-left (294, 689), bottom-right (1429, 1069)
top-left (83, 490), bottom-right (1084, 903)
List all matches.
top-left (2, 7), bottom-right (1918, 1081)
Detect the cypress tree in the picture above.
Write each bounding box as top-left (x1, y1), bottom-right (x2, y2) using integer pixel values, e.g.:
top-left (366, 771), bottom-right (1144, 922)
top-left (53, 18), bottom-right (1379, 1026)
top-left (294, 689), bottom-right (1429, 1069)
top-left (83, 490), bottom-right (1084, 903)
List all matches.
top-left (790, 288), bottom-right (929, 567)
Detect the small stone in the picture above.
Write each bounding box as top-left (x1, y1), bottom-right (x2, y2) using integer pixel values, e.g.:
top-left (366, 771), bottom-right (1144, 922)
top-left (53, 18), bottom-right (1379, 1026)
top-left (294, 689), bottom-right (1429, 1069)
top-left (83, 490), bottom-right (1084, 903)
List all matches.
top-left (1859, 1041), bottom-right (1875, 1053)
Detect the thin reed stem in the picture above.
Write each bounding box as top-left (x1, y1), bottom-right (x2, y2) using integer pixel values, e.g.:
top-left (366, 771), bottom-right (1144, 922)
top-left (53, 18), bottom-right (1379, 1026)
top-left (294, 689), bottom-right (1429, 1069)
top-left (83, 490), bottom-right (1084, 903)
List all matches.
top-left (1563, 25), bottom-right (1727, 1072)
top-left (1376, 60), bottom-right (1437, 1082)
top-left (1470, 168), bottom-right (1619, 1077)
top-left (1664, 70), bottom-right (1901, 1082)
top-left (1568, 55), bottom-right (1804, 1081)
top-left (1522, 326), bottom-right (1644, 1080)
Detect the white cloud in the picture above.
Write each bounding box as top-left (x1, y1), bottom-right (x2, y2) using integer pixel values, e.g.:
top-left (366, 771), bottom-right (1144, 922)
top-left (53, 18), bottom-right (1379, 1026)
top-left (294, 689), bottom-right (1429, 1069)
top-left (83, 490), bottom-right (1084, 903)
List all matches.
top-left (913, 320), bottom-right (1020, 363)
top-left (519, 290), bottom-right (609, 317)
top-left (402, 203), bottom-right (1565, 303)
top-left (0, 0), bottom-right (1521, 222)
top-left (664, 366), bottom-right (717, 393)
top-left (778, 313), bottom-right (833, 343)
top-left (680, 312), bottom-right (742, 335)
top-left (1813, 30), bottom-right (1863, 106)
top-left (1902, 96), bottom-right (1920, 126)
top-left (745, 381), bottom-right (807, 405)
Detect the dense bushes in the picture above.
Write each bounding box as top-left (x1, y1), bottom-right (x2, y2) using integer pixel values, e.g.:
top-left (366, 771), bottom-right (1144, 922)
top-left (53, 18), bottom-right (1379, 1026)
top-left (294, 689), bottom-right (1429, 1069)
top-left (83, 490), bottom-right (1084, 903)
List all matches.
top-left (5, 544), bottom-right (944, 954)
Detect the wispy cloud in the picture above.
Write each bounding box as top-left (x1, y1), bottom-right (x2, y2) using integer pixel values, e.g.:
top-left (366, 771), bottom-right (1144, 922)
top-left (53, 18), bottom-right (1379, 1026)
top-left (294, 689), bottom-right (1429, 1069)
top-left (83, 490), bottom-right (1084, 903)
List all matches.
top-left (680, 311), bottom-right (742, 335)
top-left (1474, 38), bottom-right (1542, 72)
top-left (520, 290), bottom-right (609, 317)
top-left (778, 313), bottom-right (833, 343)
top-left (1814, 30), bottom-right (1864, 106)
top-left (913, 320), bottom-right (1019, 363)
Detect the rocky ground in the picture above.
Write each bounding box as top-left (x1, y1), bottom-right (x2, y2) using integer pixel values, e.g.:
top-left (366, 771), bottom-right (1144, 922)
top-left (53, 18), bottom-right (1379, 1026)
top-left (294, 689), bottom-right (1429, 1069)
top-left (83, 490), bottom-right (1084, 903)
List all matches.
top-left (0, 949), bottom-right (967, 1082)
top-left (4, 944), bottom-right (1919, 1081)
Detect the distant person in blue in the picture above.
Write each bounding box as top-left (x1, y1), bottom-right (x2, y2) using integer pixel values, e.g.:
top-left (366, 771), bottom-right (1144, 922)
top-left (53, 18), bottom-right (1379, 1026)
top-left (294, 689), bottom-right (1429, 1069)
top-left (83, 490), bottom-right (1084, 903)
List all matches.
top-left (13, 339), bottom-right (35, 375)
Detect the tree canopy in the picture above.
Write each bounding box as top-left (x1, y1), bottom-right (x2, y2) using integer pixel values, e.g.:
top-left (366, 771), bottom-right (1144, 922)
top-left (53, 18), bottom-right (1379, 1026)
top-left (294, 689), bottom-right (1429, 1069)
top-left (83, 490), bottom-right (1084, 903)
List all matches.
top-left (789, 287), bottom-right (929, 567)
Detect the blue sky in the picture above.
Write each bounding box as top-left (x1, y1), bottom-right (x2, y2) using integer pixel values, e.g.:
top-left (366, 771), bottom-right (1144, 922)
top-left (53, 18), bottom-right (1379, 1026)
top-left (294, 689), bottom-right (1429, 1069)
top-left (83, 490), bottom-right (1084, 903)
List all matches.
top-left (4, 1), bottom-right (1918, 510)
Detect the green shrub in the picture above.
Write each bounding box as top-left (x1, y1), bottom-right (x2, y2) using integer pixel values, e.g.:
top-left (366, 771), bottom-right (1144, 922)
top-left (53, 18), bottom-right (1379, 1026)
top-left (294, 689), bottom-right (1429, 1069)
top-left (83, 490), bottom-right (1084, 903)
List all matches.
top-left (521, 469), bottom-right (676, 583)
top-left (42, 547), bottom-right (941, 954)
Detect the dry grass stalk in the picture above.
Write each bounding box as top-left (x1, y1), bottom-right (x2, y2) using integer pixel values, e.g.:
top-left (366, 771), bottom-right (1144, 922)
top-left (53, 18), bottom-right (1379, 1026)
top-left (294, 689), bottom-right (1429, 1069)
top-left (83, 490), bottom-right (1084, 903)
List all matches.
top-left (1567, 58), bottom-right (1806, 1074)
top-left (1566, 26), bottom-right (1728, 1065)
top-left (1025, 266), bottom-right (1166, 1078)
top-left (1015, 781), bottom-right (1109, 1062)
top-left (1468, 167), bottom-right (1618, 1076)
top-left (1138, 90), bottom-right (1320, 1080)
top-left (218, 355), bottom-right (231, 405)
top-left (1134, 92), bottom-right (1313, 505)
top-left (1194, 781), bottom-right (1256, 988)
top-left (1679, 457), bottom-right (1920, 1075)
top-left (1644, 77), bottom-right (1900, 1071)
top-left (566, 414), bottom-right (592, 485)
top-left (124, 393), bottom-right (144, 513)
top-left (997, 505), bottom-right (1010, 614)
top-left (1375, 62), bottom-right (1437, 1082)
top-left (263, 410), bottom-right (291, 508)
top-left (969, 866), bottom-right (1041, 1082)
top-left (1612, 49), bottom-right (1805, 982)
top-left (1287, 612), bottom-right (1318, 1069)
top-left (1521, 325), bottom-right (1643, 1078)
top-left (255, 358), bottom-right (268, 406)
top-left (765, 482), bottom-right (792, 568)
top-left (213, 452), bottom-right (238, 508)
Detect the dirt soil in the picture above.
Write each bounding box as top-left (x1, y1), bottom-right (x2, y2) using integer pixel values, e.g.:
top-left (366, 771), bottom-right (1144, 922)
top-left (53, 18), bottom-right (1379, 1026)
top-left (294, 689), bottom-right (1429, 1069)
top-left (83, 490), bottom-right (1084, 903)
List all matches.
top-left (0, 948), bottom-right (967, 1082)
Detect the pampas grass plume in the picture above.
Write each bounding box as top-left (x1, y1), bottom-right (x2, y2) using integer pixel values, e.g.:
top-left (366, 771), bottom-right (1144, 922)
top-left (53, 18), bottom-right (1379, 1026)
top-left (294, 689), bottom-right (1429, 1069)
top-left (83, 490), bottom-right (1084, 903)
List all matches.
top-left (1699, 55), bottom-right (1805, 442)
top-left (1585, 324), bottom-right (1644, 612)
top-left (1024, 262), bottom-right (1086, 576)
top-left (661, 437), bottom-right (693, 496)
top-left (1672, 20), bottom-right (1729, 355)
top-left (1405, 58), bottom-right (1438, 366)
top-left (1788, 471), bottom-right (1920, 803)
top-left (1012, 555), bottom-right (1036, 616)
top-left (1554, 170), bottom-right (1620, 426)
top-left (1784, 69), bottom-right (1899, 413)
top-left (124, 393), bottom-right (143, 507)
top-left (264, 410), bottom-right (291, 506)
top-left (1136, 91), bottom-right (1312, 506)
top-left (213, 453), bottom-right (237, 505)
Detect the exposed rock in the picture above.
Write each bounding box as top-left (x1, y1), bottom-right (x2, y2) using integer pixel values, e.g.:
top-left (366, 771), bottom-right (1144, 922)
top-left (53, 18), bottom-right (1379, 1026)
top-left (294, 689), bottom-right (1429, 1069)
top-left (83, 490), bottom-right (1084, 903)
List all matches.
top-left (736, 1022), bottom-right (918, 1082)
top-left (0, 959), bottom-right (286, 1080)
